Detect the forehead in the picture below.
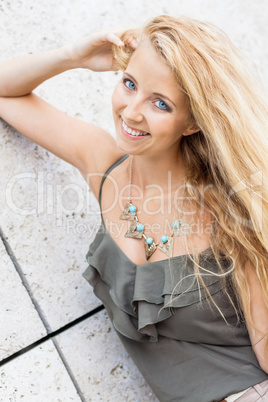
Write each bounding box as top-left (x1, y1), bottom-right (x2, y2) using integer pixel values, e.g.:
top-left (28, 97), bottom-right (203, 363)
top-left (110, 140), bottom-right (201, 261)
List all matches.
top-left (125, 40), bottom-right (184, 103)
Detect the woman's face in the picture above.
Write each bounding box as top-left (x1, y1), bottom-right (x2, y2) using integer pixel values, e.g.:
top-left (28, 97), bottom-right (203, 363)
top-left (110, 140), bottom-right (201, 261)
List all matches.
top-left (112, 39), bottom-right (197, 159)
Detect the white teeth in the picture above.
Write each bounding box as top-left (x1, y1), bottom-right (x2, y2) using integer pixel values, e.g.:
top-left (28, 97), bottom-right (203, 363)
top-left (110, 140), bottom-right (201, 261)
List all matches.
top-left (122, 119), bottom-right (148, 136)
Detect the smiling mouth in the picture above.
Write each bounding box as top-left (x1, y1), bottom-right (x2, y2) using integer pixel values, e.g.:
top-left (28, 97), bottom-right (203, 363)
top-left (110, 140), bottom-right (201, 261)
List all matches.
top-left (121, 119), bottom-right (150, 137)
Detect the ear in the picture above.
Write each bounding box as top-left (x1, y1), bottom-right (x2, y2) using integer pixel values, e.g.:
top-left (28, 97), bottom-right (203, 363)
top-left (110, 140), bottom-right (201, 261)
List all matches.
top-left (183, 123), bottom-right (200, 136)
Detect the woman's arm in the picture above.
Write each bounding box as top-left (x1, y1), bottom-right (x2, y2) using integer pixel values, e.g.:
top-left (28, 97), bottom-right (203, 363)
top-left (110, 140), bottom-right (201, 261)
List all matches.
top-left (0, 32), bottom-right (127, 97)
top-left (245, 262), bottom-right (268, 373)
top-left (0, 48), bottom-right (74, 97)
top-left (0, 33), bottom-right (130, 194)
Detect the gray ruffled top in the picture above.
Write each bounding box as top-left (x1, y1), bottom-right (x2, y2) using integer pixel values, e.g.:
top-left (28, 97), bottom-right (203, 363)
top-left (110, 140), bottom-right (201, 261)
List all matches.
top-left (83, 155), bottom-right (268, 402)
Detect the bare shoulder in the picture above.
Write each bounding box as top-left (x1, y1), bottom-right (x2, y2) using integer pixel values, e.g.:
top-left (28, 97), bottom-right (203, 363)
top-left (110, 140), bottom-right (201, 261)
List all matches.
top-left (78, 123), bottom-right (124, 174)
top-left (79, 130), bottom-right (126, 199)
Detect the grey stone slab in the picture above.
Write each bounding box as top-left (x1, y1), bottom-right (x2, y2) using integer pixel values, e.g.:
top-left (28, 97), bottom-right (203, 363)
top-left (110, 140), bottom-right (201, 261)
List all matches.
top-left (0, 130), bottom-right (102, 331)
top-left (0, 340), bottom-right (81, 401)
top-left (56, 310), bottom-right (158, 402)
top-left (0, 237), bottom-right (46, 361)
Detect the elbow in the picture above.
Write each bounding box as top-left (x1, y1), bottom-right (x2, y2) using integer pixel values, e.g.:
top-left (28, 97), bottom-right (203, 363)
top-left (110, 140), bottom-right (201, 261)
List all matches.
top-left (251, 339), bottom-right (268, 374)
top-left (258, 357), bottom-right (268, 374)
top-left (260, 364), bottom-right (268, 375)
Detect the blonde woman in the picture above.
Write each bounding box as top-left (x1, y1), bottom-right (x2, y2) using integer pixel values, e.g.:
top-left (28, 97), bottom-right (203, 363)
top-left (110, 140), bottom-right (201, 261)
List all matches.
top-left (0, 15), bottom-right (267, 402)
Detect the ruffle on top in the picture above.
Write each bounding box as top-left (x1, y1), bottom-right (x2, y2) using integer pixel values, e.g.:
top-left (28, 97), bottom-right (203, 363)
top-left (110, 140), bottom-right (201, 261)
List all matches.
top-left (83, 225), bottom-right (230, 342)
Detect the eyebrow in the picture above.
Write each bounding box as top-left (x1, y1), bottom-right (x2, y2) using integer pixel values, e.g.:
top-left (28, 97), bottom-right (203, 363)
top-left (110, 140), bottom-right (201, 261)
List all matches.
top-left (124, 72), bottom-right (176, 108)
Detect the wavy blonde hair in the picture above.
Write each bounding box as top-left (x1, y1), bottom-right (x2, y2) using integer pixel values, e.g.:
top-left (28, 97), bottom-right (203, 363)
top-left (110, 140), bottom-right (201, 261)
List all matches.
top-left (113, 15), bottom-right (268, 347)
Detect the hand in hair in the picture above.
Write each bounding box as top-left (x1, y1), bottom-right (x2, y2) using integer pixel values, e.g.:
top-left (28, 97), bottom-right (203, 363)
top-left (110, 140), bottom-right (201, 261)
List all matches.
top-left (64, 31), bottom-right (138, 72)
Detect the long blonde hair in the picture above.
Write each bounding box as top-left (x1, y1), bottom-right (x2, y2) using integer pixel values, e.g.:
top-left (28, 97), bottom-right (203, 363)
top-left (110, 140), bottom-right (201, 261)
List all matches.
top-left (113, 15), bottom-right (268, 345)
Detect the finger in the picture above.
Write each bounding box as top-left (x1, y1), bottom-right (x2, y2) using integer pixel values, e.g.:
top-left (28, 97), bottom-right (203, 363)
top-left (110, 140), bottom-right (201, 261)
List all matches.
top-left (105, 32), bottom-right (124, 47)
top-left (130, 38), bottom-right (138, 48)
top-left (124, 35), bottom-right (138, 49)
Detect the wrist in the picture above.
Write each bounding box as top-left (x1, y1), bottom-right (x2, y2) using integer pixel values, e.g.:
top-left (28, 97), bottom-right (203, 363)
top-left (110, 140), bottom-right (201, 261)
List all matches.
top-left (60, 44), bottom-right (83, 70)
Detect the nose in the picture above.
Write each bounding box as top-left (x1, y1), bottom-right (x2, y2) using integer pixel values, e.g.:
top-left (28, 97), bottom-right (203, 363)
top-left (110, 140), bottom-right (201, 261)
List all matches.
top-left (123, 95), bottom-right (144, 123)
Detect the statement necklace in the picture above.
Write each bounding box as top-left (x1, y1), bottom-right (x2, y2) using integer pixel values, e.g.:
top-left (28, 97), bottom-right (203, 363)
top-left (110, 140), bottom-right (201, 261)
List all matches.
top-left (120, 156), bottom-right (190, 260)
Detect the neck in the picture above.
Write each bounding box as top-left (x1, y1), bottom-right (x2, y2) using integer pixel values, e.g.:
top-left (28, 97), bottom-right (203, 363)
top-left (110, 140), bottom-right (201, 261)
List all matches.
top-left (130, 150), bottom-right (185, 193)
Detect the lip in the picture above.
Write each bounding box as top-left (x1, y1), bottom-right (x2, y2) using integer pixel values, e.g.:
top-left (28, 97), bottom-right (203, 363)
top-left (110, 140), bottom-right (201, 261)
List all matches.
top-left (120, 118), bottom-right (150, 141)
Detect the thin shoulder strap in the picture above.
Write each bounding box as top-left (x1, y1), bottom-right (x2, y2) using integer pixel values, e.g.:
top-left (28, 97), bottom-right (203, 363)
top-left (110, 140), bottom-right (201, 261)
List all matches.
top-left (98, 154), bottom-right (129, 205)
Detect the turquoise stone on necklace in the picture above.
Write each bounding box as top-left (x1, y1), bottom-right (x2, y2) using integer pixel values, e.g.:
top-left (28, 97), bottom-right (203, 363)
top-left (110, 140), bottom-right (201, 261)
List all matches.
top-left (137, 223), bottom-right (144, 232)
top-left (129, 205), bottom-right (136, 213)
top-left (124, 221), bottom-right (144, 239)
top-left (120, 202), bottom-right (136, 221)
top-left (119, 156), bottom-right (190, 259)
top-left (120, 201), bottom-right (179, 259)
top-left (161, 235), bottom-right (168, 243)
top-left (172, 220), bottom-right (180, 229)
top-left (172, 218), bottom-right (191, 236)
top-left (146, 237), bottom-right (153, 245)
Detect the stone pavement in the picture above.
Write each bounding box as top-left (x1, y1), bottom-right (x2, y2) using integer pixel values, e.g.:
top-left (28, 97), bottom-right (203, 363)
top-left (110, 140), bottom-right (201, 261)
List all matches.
top-left (0, 0), bottom-right (267, 400)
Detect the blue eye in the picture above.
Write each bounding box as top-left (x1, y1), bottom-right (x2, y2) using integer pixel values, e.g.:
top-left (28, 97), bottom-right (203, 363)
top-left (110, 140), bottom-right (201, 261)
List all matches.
top-left (155, 100), bottom-right (168, 110)
top-left (124, 79), bottom-right (135, 90)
